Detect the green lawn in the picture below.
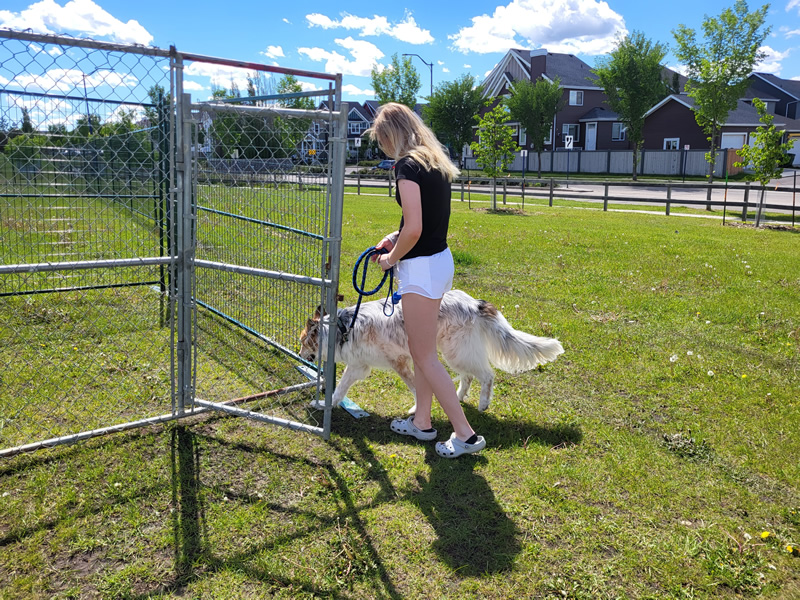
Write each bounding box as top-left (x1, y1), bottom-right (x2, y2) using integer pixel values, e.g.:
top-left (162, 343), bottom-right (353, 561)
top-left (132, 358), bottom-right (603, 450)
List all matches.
top-left (1, 192), bottom-right (798, 599)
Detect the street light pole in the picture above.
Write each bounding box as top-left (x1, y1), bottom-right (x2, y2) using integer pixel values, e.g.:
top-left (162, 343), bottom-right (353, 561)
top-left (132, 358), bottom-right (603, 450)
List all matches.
top-left (402, 53), bottom-right (433, 100)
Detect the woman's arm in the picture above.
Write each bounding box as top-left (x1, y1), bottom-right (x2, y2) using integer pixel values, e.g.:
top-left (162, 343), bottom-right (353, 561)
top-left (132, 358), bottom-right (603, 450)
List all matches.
top-left (378, 179), bottom-right (422, 271)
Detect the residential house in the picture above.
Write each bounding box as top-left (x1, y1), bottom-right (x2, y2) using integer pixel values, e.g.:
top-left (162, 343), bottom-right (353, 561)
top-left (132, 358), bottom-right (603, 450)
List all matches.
top-left (476, 48), bottom-right (690, 153)
top-left (642, 93), bottom-right (800, 168)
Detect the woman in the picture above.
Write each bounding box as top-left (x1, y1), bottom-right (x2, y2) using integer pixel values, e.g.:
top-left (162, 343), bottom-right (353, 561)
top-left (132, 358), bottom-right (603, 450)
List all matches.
top-left (368, 102), bottom-right (485, 458)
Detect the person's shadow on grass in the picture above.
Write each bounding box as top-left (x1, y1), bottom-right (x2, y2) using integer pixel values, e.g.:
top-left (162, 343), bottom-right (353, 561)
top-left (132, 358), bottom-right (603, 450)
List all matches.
top-left (403, 451), bottom-right (520, 575)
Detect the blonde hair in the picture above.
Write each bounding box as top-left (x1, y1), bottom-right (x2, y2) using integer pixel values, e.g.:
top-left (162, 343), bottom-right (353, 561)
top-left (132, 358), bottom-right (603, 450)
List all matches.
top-left (368, 102), bottom-right (460, 182)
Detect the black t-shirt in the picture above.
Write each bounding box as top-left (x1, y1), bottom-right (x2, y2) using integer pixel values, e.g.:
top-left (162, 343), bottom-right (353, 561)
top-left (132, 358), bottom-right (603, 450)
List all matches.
top-left (394, 156), bottom-right (451, 260)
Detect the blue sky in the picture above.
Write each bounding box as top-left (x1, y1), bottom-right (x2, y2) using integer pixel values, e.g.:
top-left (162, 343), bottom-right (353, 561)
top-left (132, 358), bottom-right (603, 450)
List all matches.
top-left (1, 0), bottom-right (799, 104)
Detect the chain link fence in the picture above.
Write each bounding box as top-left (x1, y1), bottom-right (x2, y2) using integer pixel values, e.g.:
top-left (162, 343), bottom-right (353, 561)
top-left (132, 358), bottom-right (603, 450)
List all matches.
top-left (0, 30), bottom-right (345, 456)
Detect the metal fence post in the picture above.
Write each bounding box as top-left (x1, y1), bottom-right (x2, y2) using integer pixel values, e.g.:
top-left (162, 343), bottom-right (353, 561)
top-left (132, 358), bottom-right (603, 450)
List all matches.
top-left (461, 178), bottom-right (464, 202)
top-left (357, 171), bottom-right (361, 195)
top-left (604, 182), bottom-right (609, 211)
top-left (549, 178), bottom-right (554, 206)
top-left (503, 179), bottom-right (507, 205)
top-left (666, 183), bottom-right (671, 216)
top-left (322, 90), bottom-right (347, 441)
top-left (174, 66), bottom-right (195, 416)
top-left (742, 182), bottom-right (750, 222)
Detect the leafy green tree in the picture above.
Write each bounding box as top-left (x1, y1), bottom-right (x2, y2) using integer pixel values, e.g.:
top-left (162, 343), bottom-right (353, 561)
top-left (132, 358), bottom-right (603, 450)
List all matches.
top-left (734, 98), bottom-right (795, 226)
top-left (209, 87), bottom-right (242, 158)
top-left (594, 32), bottom-right (670, 180)
top-left (470, 101), bottom-right (519, 209)
top-left (423, 74), bottom-right (483, 167)
top-left (370, 54), bottom-right (421, 109)
top-left (21, 108), bottom-right (34, 133)
top-left (276, 74), bottom-right (314, 158)
top-left (505, 77), bottom-right (564, 178)
top-left (673, 0), bottom-right (770, 194)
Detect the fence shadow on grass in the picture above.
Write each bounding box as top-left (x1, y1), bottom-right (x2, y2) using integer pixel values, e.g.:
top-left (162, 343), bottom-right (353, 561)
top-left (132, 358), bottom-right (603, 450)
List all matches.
top-left (153, 427), bottom-right (404, 600)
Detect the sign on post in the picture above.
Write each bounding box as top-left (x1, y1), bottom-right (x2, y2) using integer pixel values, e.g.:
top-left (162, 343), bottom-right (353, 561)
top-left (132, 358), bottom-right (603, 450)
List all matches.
top-left (565, 135), bottom-right (574, 150)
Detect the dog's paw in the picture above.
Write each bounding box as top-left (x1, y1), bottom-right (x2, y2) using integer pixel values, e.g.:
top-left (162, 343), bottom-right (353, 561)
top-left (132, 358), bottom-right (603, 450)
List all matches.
top-left (406, 403), bottom-right (417, 415)
top-left (309, 399), bottom-right (326, 410)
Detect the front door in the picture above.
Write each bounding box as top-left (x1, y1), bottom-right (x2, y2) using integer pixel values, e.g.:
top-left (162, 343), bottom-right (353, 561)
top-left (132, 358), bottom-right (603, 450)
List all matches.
top-left (585, 122), bottom-right (597, 151)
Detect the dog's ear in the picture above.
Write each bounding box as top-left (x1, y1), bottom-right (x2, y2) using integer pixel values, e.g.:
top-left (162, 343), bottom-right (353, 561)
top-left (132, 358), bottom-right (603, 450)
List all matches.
top-left (305, 318), bottom-right (318, 331)
top-left (313, 304), bottom-right (323, 320)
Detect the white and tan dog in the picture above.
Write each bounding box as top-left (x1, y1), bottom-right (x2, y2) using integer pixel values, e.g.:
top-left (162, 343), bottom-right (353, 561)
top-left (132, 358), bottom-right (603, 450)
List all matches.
top-left (299, 289), bottom-right (564, 412)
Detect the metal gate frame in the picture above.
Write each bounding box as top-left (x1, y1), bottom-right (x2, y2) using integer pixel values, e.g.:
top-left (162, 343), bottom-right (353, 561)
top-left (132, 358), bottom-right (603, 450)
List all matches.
top-left (0, 30), bottom-right (346, 457)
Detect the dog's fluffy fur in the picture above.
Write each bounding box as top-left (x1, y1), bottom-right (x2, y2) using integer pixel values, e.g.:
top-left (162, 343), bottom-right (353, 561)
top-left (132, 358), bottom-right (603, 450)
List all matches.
top-left (299, 289), bottom-right (564, 412)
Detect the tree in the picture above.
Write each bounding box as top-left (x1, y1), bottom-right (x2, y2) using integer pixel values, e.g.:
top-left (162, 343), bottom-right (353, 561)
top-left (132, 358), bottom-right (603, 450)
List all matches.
top-left (21, 108), bottom-right (34, 133)
top-left (505, 77), bottom-right (564, 179)
top-left (370, 54), bottom-right (421, 108)
top-left (594, 32), bottom-right (670, 180)
top-left (275, 74), bottom-right (315, 159)
top-left (423, 74), bottom-right (484, 167)
top-left (470, 101), bottom-right (519, 210)
top-left (673, 0), bottom-right (770, 196)
top-left (734, 98), bottom-right (795, 226)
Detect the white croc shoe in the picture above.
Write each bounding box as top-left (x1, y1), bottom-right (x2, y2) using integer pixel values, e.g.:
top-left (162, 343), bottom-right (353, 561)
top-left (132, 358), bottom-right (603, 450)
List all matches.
top-left (435, 432), bottom-right (486, 458)
top-left (390, 416), bottom-right (437, 441)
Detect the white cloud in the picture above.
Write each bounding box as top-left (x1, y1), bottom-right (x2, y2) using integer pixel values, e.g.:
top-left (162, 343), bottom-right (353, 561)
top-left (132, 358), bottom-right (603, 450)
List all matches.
top-left (0, 0), bottom-right (153, 45)
top-left (437, 60), bottom-right (445, 65)
top-left (184, 62), bottom-right (254, 91)
top-left (342, 83), bottom-right (374, 96)
top-left (449, 0), bottom-right (626, 56)
top-left (11, 67), bottom-right (137, 92)
top-left (183, 80), bottom-right (205, 91)
top-left (788, 0), bottom-right (800, 13)
top-left (464, 64), bottom-right (472, 68)
top-left (756, 45), bottom-right (790, 75)
top-left (298, 37), bottom-right (384, 77)
top-left (48, 46), bottom-right (63, 56)
top-left (442, 67), bottom-right (450, 73)
top-left (306, 11), bottom-right (433, 44)
top-left (785, 28), bottom-right (800, 37)
top-left (262, 45), bottom-right (285, 59)
top-left (283, 17), bottom-right (291, 24)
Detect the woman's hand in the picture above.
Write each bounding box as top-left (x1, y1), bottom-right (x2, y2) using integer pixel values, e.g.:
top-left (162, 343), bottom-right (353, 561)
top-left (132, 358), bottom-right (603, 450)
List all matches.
top-left (376, 254), bottom-right (395, 272)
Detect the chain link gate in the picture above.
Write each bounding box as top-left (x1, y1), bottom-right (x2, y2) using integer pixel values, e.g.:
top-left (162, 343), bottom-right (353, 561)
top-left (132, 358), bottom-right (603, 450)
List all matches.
top-left (0, 30), bottom-right (345, 457)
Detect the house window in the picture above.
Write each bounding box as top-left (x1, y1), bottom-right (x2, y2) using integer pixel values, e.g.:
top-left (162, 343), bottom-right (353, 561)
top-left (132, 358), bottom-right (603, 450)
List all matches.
top-left (348, 121), bottom-right (365, 135)
top-left (569, 90), bottom-right (583, 106)
top-left (562, 124), bottom-right (580, 143)
top-left (313, 122), bottom-right (321, 135)
top-left (612, 122), bottom-right (626, 141)
top-left (519, 127), bottom-right (527, 147)
top-left (663, 138), bottom-right (680, 150)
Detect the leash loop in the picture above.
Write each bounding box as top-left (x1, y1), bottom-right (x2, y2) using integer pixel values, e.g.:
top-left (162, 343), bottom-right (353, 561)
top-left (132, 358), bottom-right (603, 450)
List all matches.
top-left (343, 246), bottom-right (397, 341)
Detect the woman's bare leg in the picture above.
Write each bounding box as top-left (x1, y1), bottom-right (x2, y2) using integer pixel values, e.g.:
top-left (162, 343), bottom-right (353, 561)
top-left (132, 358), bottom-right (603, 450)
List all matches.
top-left (401, 293), bottom-right (475, 440)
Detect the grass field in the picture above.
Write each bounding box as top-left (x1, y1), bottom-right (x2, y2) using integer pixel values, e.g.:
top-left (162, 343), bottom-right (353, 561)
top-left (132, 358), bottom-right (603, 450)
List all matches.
top-left (1, 191), bottom-right (798, 599)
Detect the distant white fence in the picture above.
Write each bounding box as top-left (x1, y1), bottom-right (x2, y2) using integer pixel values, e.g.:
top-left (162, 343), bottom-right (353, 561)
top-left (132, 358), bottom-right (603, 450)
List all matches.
top-left (465, 149), bottom-right (730, 178)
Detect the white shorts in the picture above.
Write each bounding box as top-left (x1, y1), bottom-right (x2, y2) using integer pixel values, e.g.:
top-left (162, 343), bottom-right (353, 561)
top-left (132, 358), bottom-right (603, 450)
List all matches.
top-left (396, 247), bottom-right (454, 299)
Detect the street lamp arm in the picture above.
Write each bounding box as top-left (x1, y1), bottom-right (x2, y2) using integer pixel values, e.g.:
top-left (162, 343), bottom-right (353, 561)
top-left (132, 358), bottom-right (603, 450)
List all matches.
top-left (402, 53), bottom-right (433, 100)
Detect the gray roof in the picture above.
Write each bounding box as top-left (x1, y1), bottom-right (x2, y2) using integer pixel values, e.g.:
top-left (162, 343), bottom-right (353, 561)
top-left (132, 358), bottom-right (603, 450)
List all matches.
top-left (653, 94), bottom-right (800, 131)
top-left (516, 49), bottom-right (599, 87)
top-left (751, 72), bottom-right (800, 100)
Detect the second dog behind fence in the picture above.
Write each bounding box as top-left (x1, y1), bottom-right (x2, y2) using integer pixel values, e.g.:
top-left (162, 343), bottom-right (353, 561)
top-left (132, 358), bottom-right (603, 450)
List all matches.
top-left (300, 289), bottom-right (564, 413)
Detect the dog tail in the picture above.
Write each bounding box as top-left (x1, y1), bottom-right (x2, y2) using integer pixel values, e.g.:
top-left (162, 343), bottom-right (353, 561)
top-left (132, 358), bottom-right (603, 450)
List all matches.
top-left (478, 300), bottom-right (564, 373)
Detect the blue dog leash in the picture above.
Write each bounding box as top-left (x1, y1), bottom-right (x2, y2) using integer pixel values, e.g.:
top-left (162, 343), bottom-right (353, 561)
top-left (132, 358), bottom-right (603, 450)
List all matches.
top-left (338, 246), bottom-right (401, 342)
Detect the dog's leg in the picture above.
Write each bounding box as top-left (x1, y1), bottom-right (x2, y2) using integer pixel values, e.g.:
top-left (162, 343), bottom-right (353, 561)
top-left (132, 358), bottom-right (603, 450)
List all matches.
top-left (477, 371), bottom-right (495, 412)
top-left (311, 365), bottom-right (371, 410)
top-left (388, 355), bottom-right (419, 414)
top-left (455, 375), bottom-right (473, 402)
top-left (329, 364), bottom-right (371, 407)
